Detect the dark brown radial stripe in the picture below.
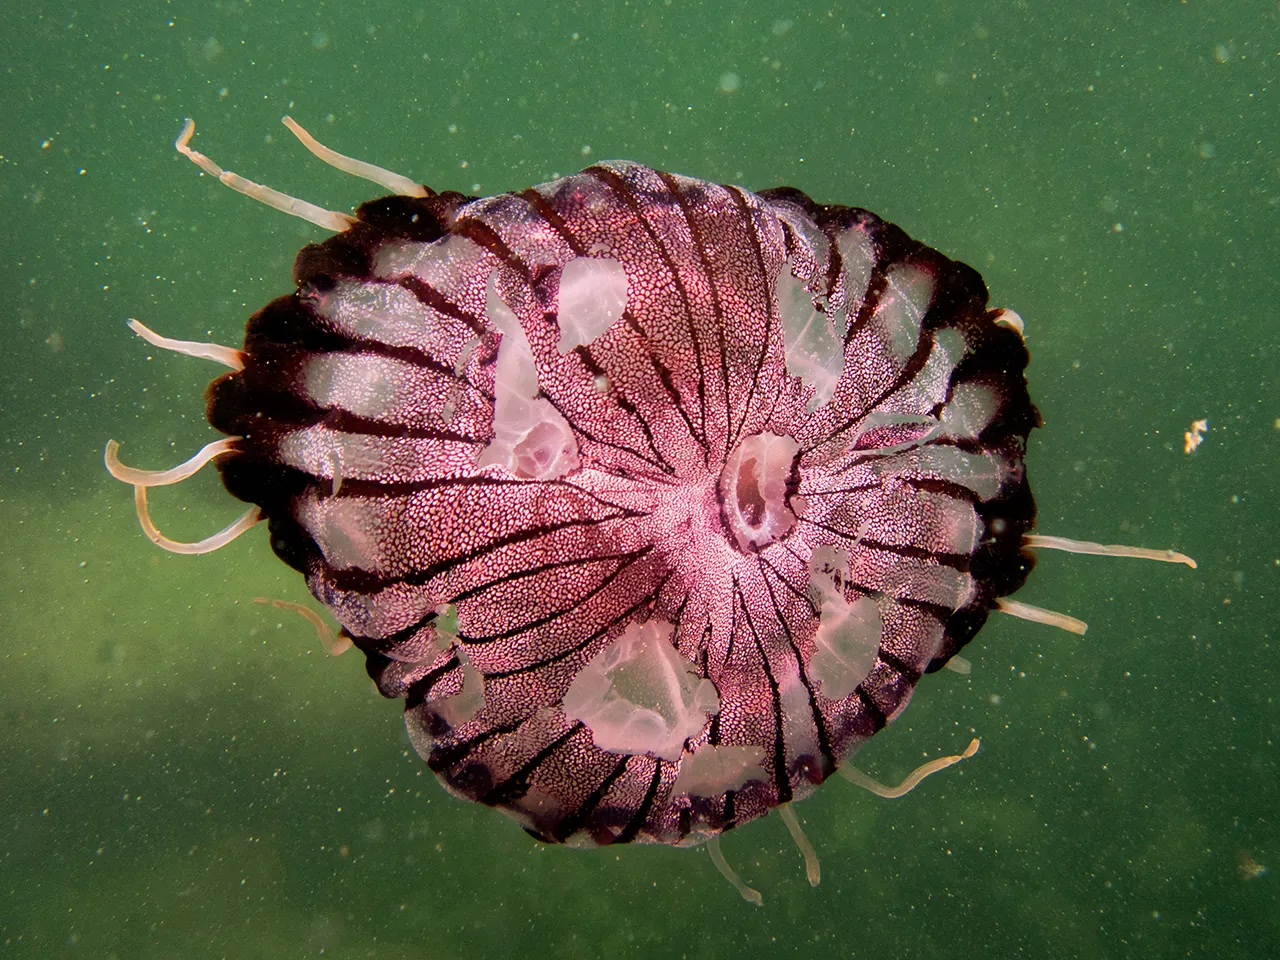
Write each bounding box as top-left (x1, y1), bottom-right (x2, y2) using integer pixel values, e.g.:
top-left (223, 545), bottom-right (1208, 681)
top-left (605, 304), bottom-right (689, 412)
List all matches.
top-left (721, 789), bottom-right (736, 829)
top-left (809, 211), bottom-right (890, 346)
top-left (451, 216), bottom-right (531, 282)
top-left (585, 164), bottom-right (711, 448)
top-left (395, 276), bottom-right (488, 336)
top-left (614, 757), bottom-right (664, 845)
top-left (404, 652), bottom-right (461, 699)
top-left (459, 546), bottom-right (655, 644)
top-left (450, 547), bottom-right (656, 610)
top-left (761, 548), bottom-right (821, 616)
top-left (876, 649), bottom-right (924, 684)
top-left (549, 755), bottom-right (631, 843)
top-left (799, 481), bottom-right (881, 499)
top-left (756, 556), bottom-right (837, 769)
top-left (357, 548), bottom-right (656, 649)
top-left (852, 686), bottom-right (888, 732)
top-left (895, 595), bottom-right (959, 623)
top-left (734, 578), bottom-right (792, 804)
top-left (330, 472), bottom-right (630, 501)
top-left (795, 513), bottom-right (880, 544)
top-left (572, 344), bottom-right (676, 475)
top-left (722, 183), bottom-right (779, 453)
top-left (486, 571), bottom-right (673, 680)
top-left (655, 169), bottom-right (735, 455)
top-left (517, 187), bottom-right (591, 256)
top-left (647, 351), bottom-right (706, 454)
top-left (427, 716), bottom-right (525, 773)
top-left (320, 323), bottom-right (484, 389)
top-left (327, 510), bottom-right (645, 594)
top-left (323, 409), bottom-right (483, 444)
top-left (855, 538), bottom-right (973, 572)
top-left (480, 722), bottom-right (583, 807)
top-left (536, 383), bottom-right (672, 476)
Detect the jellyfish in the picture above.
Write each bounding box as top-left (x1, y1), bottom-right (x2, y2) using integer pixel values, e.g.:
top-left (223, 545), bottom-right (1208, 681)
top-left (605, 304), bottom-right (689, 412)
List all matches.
top-left (106, 119), bottom-right (1195, 901)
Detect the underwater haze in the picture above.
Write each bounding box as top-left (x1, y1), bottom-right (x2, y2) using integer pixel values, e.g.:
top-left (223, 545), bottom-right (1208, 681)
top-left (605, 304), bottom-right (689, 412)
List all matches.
top-left (1, 0), bottom-right (1276, 957)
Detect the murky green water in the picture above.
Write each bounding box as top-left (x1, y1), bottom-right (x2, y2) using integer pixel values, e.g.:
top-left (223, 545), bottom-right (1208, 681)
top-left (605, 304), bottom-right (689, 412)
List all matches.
top-left (2, 1), bottom-right (1276, 957)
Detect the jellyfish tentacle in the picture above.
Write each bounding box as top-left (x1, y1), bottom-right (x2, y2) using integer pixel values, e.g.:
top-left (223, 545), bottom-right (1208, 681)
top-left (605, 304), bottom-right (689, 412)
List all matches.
top-left (995, 597), bottom-right (1088, 635)
top-left (127, 319), bottom-right (244, 371)
top-left (990, 307), bottom-right (1025, 336)
top-left (132, 485), bottom-right (260, 555)
top-left (175, 118), bottom-right (356, 233)
top-left (1025, 533), bottom-right (1196, 569)
top-left (706, 836), bottom-right (762, 905)
top-left (840, 738), bottom-right (980, 799)
top-left (253, 598), bottom-right (352, 656)
top-left (105, 438), bottom-right (240, 487)
top-left (281, 116), bottom-right (429, 198)
top-left (777, 804), bottom-right (821, 887)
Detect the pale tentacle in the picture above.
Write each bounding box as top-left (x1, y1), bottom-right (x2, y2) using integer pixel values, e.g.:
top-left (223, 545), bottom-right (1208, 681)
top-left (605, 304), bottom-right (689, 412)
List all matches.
top-left (840, 738), bottom-right (980, 799)
top-left (105, 438), bottom-right (240, 487)
top-left (281, 116), bottom-right (429, 198)
top-left (253, 598), bottom-right (352, 656)
top-left (1025, 533), bottom-right (1196, 569)
top-left (133, 484), bottom-right (261, 555)
top-left (777, 804), bottom-right (820, 887)
top-left (995, 597), bottom-right (1088, 636)
top-left (991, 307), bottom-right (1025, 336)
top-left (175, 118), bottom-right (357, 233)
top-left (127, 319), bottom-right (244, 370)
top-left (706, 836), bottom-right (762, 905)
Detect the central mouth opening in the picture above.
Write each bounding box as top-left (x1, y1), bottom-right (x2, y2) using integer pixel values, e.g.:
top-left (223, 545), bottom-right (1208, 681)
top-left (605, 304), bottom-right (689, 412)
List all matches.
top-left (718, 432), bottom-right (801, 553)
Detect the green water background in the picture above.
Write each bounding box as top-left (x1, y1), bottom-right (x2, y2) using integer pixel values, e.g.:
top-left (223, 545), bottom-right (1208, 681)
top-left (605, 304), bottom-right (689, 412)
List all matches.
top-left (2, 1), bottom-right (1276, 956)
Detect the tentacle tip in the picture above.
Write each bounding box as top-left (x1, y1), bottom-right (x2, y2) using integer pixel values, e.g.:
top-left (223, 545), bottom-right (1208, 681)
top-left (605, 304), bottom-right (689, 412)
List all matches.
top-left (104, 439), bottom-right (126, 478)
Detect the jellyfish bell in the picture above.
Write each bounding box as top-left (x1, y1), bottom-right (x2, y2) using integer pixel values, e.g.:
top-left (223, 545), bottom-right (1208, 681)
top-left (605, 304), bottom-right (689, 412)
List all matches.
top-left (105, 118), bottom-right (1196, 903)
